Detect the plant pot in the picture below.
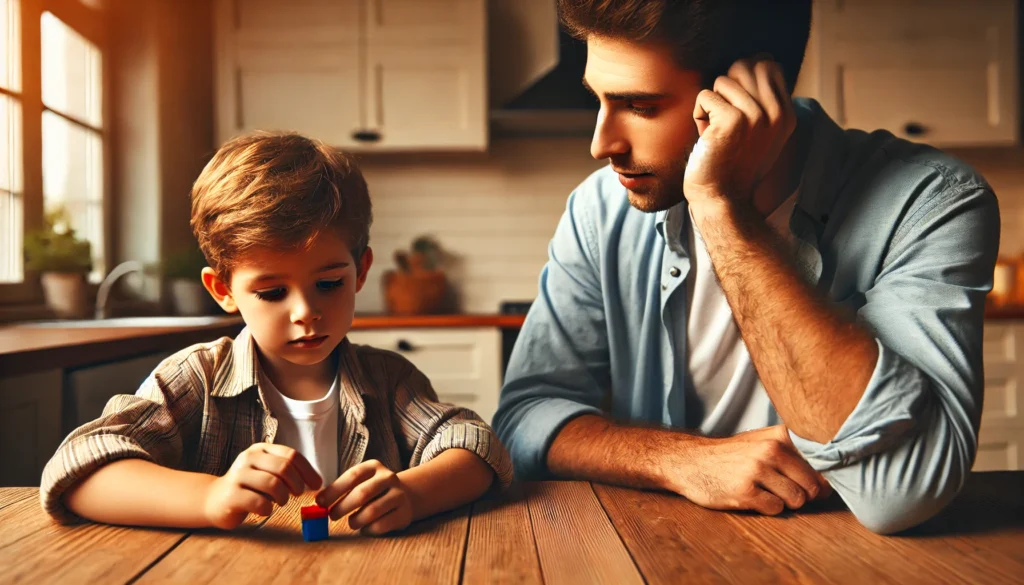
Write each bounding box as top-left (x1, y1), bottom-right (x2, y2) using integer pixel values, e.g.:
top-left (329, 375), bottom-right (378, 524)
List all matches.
top-left (168, 278), bottom-right (217, 316)
top-left (40, 272), bottom-right (90, 319)
top-left (383, 270), bottom-right (449, 315)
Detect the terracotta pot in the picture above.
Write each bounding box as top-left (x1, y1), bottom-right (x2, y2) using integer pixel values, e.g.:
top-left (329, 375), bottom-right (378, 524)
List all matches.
top-left (40, 272), bottom-right (90, 319)
top-left (383, 270), bottom-right (449, 315)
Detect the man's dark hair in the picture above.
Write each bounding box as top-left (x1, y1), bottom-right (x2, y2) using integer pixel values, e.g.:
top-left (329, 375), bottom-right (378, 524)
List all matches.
top-left (558, 0), bottom-right (813, 93)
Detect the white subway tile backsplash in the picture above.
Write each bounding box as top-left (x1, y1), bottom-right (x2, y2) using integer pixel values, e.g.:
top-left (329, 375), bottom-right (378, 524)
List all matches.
top-left (356, 138), bottom-right (604, 313)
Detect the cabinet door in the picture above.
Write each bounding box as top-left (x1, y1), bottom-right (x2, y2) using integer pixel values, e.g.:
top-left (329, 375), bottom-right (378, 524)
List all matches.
top-left (979, 322), bottom-right (1024, 471)
top-left (0, 370), bottom-right (63, 487)
top-left (64, 352), bottom-right (173, 433)
top-left (346, 328), bottom-right (502, 424)
top-left (811, 0), bottom-right (1018, 146)
top-left (215, 0), bottom-right (363, 146)
top-left (362, 45), bottom-right (487, 150)
top-left (363, 0), bottom-right (484, 46)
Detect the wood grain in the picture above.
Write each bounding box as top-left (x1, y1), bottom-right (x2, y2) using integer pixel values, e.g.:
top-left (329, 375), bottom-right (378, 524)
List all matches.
top-left (136, 493), bottom-right (469, 585)
top-left (595, 484), bottom-right (811, 584)
top-left (526, 481), bottom-right (643, 585)
top-left (0, 487), bottom-right (35, 511)
top-left (463, 484), bottom-right (543, 585)
top-left (0, 495), bottom-right (188, 584)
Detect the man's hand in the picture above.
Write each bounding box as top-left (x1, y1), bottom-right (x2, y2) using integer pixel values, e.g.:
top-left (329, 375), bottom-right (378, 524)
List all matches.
top-left (683, 59), bottom-right (796, 207)
top-left (203, 443), bottom-right (322, 530)
top-left (664, 425), bottom-right (831, 515)
top-left (316, 460), bottom-right (415, 536)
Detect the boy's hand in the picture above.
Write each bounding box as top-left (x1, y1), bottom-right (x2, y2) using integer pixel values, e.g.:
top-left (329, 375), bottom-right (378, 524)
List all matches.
top-left (203, 443), bottom-right (322, 530)
top-left (315, 459), bottom-right (414, 536)
top-left (683, 58), bottom-right (796, 209)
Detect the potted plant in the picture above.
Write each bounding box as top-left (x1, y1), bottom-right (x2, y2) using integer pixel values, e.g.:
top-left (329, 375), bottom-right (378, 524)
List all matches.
top-left (23, 207), bottom-right (93, 319)
top-left (382, 236), bottom-right (452, 315)
top-left (162, 244), bottom-right (218, 316)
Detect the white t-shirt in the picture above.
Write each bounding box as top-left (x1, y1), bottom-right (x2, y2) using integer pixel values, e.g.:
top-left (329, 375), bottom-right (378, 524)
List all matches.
top-left (685, 192), bottom-right (800, 436)
top-left (259, 371), bottom-right (340, 486)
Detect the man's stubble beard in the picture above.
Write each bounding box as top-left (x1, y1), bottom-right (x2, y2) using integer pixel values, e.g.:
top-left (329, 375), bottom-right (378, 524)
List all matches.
top-left (623, 145), bottom-right (693, 214)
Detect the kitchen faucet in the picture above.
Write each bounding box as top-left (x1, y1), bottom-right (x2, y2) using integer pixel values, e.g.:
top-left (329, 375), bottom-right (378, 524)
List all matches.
top-left (95, 260), bottom-right (145, 320)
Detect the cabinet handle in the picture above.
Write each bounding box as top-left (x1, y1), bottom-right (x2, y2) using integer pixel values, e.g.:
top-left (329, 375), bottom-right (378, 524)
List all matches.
top-left (352, 130), bottom-right (382, 142)
top-left (396, 339), bottom-right (415, 352)
top-left (903, 122), bottom-right (928, 137)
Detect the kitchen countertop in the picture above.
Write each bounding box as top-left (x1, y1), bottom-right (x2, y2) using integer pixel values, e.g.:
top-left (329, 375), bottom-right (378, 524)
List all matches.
top-left (0, 313), bottom-right (527, 377)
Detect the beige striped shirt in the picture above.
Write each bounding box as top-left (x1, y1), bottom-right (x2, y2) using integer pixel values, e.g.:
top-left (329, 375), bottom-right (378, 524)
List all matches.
top-left (40, 328), bottom-right (514, 524)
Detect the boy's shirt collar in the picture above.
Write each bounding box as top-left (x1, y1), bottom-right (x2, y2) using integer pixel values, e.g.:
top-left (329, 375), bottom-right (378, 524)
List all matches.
top-left (211, 327), bottom-right (369, 424)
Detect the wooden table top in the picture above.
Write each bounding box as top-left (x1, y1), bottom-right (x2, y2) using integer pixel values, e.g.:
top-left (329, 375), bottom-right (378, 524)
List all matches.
top-left (1, 472), bottom-right (1021, 584)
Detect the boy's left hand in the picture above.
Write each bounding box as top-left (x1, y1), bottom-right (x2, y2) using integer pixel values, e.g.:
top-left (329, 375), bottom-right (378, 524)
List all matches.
top-left (315, 459), bottom-right (414, 535)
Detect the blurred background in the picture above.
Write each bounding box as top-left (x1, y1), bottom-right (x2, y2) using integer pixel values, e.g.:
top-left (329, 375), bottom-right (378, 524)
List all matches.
top-left (0, 0), bottom-right (1022, 486)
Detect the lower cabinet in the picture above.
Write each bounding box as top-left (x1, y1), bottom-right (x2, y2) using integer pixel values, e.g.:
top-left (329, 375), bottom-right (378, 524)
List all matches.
top-left (0, 370), bottom-right (63, 487)
top-left (979, 321), bottom-right (1024, 470)
top-left (346, 327), bottom-right (503, 425)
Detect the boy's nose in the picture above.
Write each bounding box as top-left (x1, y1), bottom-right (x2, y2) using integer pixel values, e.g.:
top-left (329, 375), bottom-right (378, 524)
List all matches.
top-left (290, 299), bottom-right (323, 324)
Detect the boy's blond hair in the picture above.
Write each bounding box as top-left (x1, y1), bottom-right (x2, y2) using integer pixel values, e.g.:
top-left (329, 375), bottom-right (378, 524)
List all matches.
top-left (190, 131), bottom-right (372, 279)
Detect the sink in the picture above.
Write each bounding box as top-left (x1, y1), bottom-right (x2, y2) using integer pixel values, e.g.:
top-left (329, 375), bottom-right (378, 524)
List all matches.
top-left (21, 316), bottom-right (233, 329)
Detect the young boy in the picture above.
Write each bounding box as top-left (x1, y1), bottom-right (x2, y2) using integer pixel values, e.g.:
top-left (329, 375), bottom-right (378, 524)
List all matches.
top-left (40, 132), bottom-right (513, 535)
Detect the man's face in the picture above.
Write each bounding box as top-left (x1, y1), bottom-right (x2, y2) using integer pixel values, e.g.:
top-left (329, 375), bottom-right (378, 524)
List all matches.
top-left (584, 35), bottom-right (704, 213)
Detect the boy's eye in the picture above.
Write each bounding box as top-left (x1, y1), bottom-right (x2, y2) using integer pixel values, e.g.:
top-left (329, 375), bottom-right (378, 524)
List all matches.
top-left (253, 287), bottom-right (286, 302)
top-left (317, 278), bottom-right (344, 291)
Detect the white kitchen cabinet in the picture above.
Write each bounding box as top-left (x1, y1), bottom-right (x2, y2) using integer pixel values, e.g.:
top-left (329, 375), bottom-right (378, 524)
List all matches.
top-left (346, 327), bottom-right (502, 424)
top-left (978, 321), bottom-right (1024, 471)
top-left (215, 0), bottom-right (487, 151)
top-left (798, 0), bottom-right (1019, 147)
top-left (0, 370), bottom-right (63, 487)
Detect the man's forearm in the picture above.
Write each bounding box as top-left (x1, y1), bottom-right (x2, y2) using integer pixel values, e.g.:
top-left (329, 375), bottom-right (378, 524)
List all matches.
top-left (691, 198), bottom-right (878, 443)
top-left (546, 414), bottom-right (689, 490)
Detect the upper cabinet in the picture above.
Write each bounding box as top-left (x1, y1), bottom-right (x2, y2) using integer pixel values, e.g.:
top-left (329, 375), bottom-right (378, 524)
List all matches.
top-left (214, 0), bottom-right (487, 151)
top-left (796, 0), bottom-right (1019, 147)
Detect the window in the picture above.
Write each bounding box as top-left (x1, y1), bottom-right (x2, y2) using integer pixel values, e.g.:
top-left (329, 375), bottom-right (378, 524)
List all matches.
top-left (41, 10), bottom-right (104, 280)
top-left (0, 0), bottom-right (23, 284)
top-left (0, 0), bottom-right (106, 300)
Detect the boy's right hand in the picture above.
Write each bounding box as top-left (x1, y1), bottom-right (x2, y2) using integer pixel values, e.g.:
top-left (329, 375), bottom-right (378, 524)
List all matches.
top-left (203, 443), bottom-right (322, 530)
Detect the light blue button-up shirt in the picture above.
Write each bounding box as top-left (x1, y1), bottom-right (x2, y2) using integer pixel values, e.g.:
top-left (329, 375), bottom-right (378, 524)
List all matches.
top-left (494, 98), bottom-right (1000, 534)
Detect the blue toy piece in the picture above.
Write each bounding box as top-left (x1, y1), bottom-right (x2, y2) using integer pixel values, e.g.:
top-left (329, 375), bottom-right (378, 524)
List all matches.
top-left (301, 505), bottom-right (329, 542)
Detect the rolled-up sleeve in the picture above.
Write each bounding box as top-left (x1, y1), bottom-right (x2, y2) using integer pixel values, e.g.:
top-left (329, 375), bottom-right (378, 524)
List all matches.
top-left (392, 364), bottom-right (515, 490)
top-left (791, 186), bottom-right (999, 534)
top-left (493, 189), bottom-right (609, 480)
top-left (40, 361), bottom-right (203, 524)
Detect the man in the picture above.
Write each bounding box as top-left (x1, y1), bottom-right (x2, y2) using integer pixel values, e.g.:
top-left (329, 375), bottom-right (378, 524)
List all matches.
top-left (494, 0), bottom-right (999, 534)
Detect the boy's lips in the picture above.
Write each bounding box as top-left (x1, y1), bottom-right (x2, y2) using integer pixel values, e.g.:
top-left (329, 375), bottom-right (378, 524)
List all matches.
top-left (289, 335), bottom-right (328, 348)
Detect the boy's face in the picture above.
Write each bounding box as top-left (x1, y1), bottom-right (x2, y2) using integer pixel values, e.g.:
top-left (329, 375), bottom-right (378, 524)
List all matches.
top-left (203, 230), bottom-right (373, 369)
top-left (584, 35), bottom-right (704, 213)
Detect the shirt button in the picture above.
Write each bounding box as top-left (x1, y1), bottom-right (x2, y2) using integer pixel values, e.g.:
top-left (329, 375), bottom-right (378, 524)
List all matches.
top-left (670, 267), bottom-right (681, 277)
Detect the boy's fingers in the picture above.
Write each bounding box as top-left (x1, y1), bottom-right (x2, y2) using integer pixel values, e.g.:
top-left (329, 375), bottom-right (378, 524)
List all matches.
top-left (257, 444), bottom-right (323, 492)
top-left (316, 461), bottom-right (379, 508)
top-left (329, 471), bottom-right (396, 521)
top-left (238, 467), bottom-right (291, 506)
top-left (347, 488), bottom-right (403, 530)
top-left (246, 450), bottom-right (306, 495)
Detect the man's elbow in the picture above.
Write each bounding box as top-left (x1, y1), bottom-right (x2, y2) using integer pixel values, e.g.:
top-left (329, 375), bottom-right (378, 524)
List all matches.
top-left (849, 489), bottom-right (957, 534)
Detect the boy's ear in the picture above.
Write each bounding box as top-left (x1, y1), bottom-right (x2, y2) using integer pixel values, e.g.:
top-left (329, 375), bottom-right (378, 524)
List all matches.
top-left (355, 247), bottom-right (374, 293)
top-left (201, 267), bottom-right (239, 313)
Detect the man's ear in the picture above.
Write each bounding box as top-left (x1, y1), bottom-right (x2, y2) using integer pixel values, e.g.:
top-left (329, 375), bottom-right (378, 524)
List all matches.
top-left (201, 267), bottom-right (238, 313)
top-left (355, 247), bottom-right (374, 293)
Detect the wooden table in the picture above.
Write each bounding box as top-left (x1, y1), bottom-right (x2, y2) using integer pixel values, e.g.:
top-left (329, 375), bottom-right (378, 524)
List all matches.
top-left (1, 472), bottom-right (1020, 584)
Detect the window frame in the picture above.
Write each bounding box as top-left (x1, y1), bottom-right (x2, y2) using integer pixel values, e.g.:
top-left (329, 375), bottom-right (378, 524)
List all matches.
top-left (0, 0), bottom-right (109, 305)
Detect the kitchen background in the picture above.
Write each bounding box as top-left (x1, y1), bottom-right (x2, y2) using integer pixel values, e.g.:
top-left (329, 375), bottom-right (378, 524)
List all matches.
top-left (0, 0), bottom-right (1023, 486)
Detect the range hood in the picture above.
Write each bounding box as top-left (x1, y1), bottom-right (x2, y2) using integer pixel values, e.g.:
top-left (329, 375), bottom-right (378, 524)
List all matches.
top-left (488, 0), bottom-right (598, 137)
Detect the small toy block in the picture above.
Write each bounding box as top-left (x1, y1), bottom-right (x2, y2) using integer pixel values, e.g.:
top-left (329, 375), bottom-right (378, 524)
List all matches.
top-left (301, 505), bottom-right (329, 542)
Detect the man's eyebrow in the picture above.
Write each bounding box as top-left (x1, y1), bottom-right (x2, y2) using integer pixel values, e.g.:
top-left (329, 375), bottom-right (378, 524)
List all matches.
top-left (581, 76), bottom-right (667, 101)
